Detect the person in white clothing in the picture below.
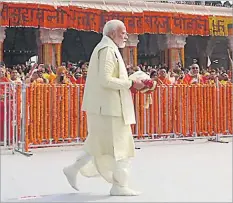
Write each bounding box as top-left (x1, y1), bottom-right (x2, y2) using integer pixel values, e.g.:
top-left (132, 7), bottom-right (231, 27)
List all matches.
top-left (63, 19), bottom-right (145, 196)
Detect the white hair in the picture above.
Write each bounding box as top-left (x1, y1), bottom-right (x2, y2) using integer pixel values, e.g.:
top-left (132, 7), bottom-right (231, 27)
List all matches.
top-left (103, 20), bottom-right (125, 36)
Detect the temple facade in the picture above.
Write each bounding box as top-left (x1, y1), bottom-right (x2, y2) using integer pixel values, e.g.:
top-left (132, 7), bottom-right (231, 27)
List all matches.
top-left (0, 0), bottom-right (232, 69)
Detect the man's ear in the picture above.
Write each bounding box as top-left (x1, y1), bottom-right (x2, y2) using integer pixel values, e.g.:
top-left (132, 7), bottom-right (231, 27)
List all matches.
top-left (109, 31), bottom-right (116, 40)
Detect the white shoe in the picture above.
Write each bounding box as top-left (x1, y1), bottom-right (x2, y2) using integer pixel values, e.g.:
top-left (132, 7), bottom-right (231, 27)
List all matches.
top-left (63, 165), bottom-right (79, 191)
top-left (110, 185), bottom-right (141, 196)
top-left (63, 153), bottom-right (92, 191)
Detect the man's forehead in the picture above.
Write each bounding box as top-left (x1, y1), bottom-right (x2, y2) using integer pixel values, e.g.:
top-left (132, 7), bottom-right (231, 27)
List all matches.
top-left (117, 25), bottom-right (126, 32)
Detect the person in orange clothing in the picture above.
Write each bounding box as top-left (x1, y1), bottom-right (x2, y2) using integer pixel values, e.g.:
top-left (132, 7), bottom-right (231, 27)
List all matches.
top-left (51, 66), bottom-right (71, 84)
top-left (176, 70), bottom-right (188, 84)
top-left (156, 67), bottom-right (172, 85)
top-left (72, 67), bottom-right (88, 84)
top-left (0, 66), bottom-right (10, 83)
top-left (183, 64), bottom-right (205, 84)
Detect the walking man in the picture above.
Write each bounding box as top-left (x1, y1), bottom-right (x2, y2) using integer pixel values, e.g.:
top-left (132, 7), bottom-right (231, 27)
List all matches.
top-left (63, 20), bottom-right (145, 196)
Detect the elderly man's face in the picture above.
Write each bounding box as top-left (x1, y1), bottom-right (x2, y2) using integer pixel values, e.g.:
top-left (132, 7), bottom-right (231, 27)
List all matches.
top-left (191, 64), bottom-right (199, 75)
top-left (112, 25), bottom-right (128, 48)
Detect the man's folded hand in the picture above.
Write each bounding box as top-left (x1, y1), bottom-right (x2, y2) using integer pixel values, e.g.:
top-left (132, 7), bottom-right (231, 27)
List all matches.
top-left (141, 79), bottom-right (154, 89)
top-left (132, 80), bottom-right (145, 90)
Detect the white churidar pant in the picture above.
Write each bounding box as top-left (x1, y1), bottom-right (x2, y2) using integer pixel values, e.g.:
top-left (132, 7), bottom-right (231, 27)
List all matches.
top-left (79, 113), bottom-right (135, 184)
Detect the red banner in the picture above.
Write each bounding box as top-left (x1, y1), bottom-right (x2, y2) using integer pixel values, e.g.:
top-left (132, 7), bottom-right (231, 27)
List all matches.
top-left (0, 2), bottom-right (231, 36)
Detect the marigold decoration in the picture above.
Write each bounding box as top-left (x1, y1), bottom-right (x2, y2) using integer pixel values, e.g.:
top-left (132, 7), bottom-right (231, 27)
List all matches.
top-left (40, 85), bottom-right (44, 141)
top-left (33, 84), bottom-right (37, 144)
top-left (227, 84), bottom-right (233, 134)
top-left (13, 83), bottom-right (233, 152)
top-left (64, 85), bottom-right (69, 139)
top-left (44, 85), bottom-right (48, 142)
top-left (52, 85), bottom-right (57, 142)
top-left (73, 85), bottom-right (78, 139)
top-left (69, 85), bottom-right (74, 139)
top-left (60, 85), bottom-right (65, 139)
top-left (16, 85), bottom-right (21, 140)
top-left (154, 88), bottom-right (159, 133)
top-left (213, 86), bottom-right (217, 133)
top-left (209, 85), bottom-right (213, 134)
top-left (36, 84), bottom-right (41, 144)
top-left (139, 92), bottom-right (144, 138)
top-left (56, 86), bottom-right (61, 141)
top-left (79, 85), bottom-right (84, 139)
top-left (47, 85), bottom-right (52, 141)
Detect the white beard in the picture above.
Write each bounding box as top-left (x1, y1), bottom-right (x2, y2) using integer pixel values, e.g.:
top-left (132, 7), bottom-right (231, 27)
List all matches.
top-left (118, 42), bottom-right (126, 49)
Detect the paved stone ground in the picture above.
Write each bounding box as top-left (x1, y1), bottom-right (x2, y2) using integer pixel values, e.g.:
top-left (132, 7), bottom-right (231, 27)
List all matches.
top-left (1, 140), bottom-right (232, 202)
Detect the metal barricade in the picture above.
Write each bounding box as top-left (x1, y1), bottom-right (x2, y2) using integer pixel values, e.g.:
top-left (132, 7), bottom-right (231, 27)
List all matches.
top-left (0, 83), bottom-right (19, 152)
top-left (1, 83), bottom-right (232, 156)
top-left (131, 84), bottom-right (233, 143)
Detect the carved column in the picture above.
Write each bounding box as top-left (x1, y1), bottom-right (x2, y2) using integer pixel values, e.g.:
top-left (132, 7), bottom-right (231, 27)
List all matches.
top-left (157, 34), bottom-right (167, 65)
top-left (228, 25), bottom-right (233, 82)
top-left (228, 36), bottom-right (233, 58)
top-left (0, 27), bottom-right (6, 62)
top-left (40, 28), bottom-right (65, 66)
top-left (122, 34), bottom-right (139, 67)
top-left (165, 34), bottom-right (187, 70)
top-left (228, 25), bottom-right (233, 53)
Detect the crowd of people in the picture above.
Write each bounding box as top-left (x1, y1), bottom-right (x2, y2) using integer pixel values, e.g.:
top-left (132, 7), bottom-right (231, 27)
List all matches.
top-left (0, 60), bottom-right (232, 86)
top-left (128, 62), bottom-right (232, 85)
top-left (0, 61), bottom-right (88, 85)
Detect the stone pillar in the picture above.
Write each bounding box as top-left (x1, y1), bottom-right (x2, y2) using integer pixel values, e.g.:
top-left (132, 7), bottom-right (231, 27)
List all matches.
top-left (0, 27), bottom-right (6, 62)
top-left (165, 34), bottom-right (187, 70)
top-left (157, 34), bottom-right (167, 65)
top-left (40, 28), bottom-right (65, 66)
top-left (228, 36), bottom-right (233, 56)
top-left (200, 1), bottom-right (205, 6)
top-left (122, 34), bottom-right (139, 67)
top-left (228, 25), bottom-right (233, 53)
top-left (228, 25), bottom-right (233, 82)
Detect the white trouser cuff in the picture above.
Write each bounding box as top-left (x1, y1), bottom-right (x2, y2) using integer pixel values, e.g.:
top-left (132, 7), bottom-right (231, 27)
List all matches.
top-left (113, 159), bottom-right (130, 187)
top-left (74, 151), bottom-right (92, 169)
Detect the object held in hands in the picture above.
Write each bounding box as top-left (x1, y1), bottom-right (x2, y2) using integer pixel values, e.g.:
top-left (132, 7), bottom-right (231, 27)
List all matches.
top-left (129, 71), bottom-right (157, 108)
top-left (129, 71), bottom-right (157, 94)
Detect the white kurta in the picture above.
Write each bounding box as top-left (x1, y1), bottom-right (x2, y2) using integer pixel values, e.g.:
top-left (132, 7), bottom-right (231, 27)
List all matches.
top-left (80, 36), bottom-right (136, 183)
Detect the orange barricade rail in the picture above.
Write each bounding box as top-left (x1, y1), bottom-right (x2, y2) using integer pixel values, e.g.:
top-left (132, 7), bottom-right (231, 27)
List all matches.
top-left (0, 83), bottom-right (232, 153)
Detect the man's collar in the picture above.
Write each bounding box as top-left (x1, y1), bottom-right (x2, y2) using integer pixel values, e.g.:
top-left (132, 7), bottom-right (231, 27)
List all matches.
top-left (102, 35), bottom-right (118, 49)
